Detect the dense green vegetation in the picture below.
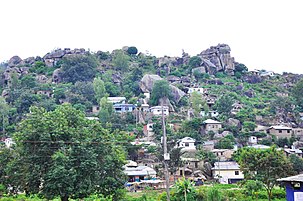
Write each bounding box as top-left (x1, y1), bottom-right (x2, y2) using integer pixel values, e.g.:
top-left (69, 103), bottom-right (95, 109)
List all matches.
top-left (1, 46), bottom-right (303, 200)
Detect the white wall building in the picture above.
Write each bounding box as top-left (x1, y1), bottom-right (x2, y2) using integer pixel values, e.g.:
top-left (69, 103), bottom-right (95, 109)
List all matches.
top-left (4, 138), bottom-right (15, 148)
top-left (248, 136), bottom-right (258, 145)
top-left (212, 161), bottom-right (244, 184)
top-left (150, 106), bottom-right (169, 116)
top-left (175, 137), bottom-right (196, 151)
top-left (188, 88), bottom-right (207, 94)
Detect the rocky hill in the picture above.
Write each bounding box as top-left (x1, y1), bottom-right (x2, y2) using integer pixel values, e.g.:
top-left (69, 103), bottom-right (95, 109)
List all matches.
top-left (1, 43), bottom-right (303, 148)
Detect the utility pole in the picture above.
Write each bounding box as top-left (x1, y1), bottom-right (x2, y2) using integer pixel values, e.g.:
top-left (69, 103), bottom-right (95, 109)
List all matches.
top-left (162, 102), bottom-right (170, 201)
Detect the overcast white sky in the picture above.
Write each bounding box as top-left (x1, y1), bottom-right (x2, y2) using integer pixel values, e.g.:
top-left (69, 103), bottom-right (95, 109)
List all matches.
top-left (0, 0), bottom-right (302, 73)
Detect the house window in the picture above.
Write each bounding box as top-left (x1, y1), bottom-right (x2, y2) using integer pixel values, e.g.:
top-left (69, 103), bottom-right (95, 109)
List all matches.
top-left (235, 171), bottom-right (239, 175)
top-left (287, 130), bottom-right (290, 133)
top-left (96, 106), bottom-right (99, 110)
top-left (195, 162), bottom-right (198, 168)
top-left (180, 170), bottom-right (183, 176)
top-left (279, 130), bottom-right (282, 133)
top-left (185, 142), bottom-right (189, 147)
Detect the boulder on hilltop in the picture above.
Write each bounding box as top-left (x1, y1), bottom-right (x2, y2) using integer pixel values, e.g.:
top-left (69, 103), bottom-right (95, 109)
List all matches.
top-left (140, 74), bottom-right (185, 103)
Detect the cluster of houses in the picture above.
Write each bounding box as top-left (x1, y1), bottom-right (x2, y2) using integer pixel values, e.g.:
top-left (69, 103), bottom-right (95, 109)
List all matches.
top-left (126, 114), bottom-right (303, 189)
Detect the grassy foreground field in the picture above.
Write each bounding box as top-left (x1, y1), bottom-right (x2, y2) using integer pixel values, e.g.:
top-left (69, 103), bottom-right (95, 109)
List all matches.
top-left (0, 184), bottom-right (286, 201)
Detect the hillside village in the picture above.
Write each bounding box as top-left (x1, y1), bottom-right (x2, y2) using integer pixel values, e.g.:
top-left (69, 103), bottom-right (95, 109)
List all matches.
top-left (1, 44), bottom-right (303, 200)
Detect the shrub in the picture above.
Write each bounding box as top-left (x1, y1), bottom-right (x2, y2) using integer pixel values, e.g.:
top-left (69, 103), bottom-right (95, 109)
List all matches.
top-left (127, 46), bottom-right (138, 55)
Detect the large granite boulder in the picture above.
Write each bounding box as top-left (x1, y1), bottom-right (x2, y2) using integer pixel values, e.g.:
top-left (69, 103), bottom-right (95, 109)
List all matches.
top-left (140, 74), bottom-right (162, 92)
top-left (198, 44), bottom-right (235, 75)
top-left (36, 75), bottom-right (49, 83)
top-left (227, 118), bottom-right (242, 129)
top-left (244, 89), bottom-right (255, 98)
top-left (44, 49), bottom-right (66, 59)
top-left (140, 74), bottom-right (185, 103)
top-left (8, 56), bottom-right (22, 67)
top-left (23, 57), bottom-right (36, 65)
top-left (243, 75), bottom-right (262, 84)
top-left (192, 66), bottom-right (206, 74)
top-left (52, 68), bottom-right (62, 83)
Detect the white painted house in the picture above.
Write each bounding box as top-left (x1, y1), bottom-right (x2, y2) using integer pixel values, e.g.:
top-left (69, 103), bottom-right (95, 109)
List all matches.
top-left (248, 136), bottom-right (258, 145)
top-left (188, 87), bottom-right (207, 94)
top-left (175, 137), bottom-right (196, 151)
top-left (4, 138), bottom-right (15, 148)
top-left (200, 110), bottom-right (219, 118)
top-left (212, 161), bottom-right (244, 184)
top-left (150, 106), bottom-right (169, 116)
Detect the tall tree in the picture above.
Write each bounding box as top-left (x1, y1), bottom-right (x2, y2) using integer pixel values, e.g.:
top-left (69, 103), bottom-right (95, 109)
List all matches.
top-left (234, 147), bottom-right (294, 201)
top-left (61, 54), bottom-right (98, 83)
top-left (112, 50), bottom-right (129, 71)
top-left (214, 93), bottom-right (235, 116)
top-left (93, 77), bottom-right (107, 103)
top-left (0, 97), bottom-right (9, 136)
top-left (292, 78), bottom-right (303, 109)
top-left (14, 104), bottom-right (126, 201)
top-left (150, 80), bottom-right (172, 106)
top-left (99, 97), bottom-right (113, 125)
top-left (190, 91), bottom-right (206, 116)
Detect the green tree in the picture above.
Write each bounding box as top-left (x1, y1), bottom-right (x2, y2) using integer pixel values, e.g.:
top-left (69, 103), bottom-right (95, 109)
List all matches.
top-left (214, 136), bottom-right (234, 149)
top-left (70, 81), bottom-right (95, 103)
top-left (190, 91), bottom-right (205, 116)
top-left (99, 97), bottom-right (113, 125)
top-left (127, 46), bottom-right (138, 55)
top-left (292, 78), bottom-right (303, 109)
top-left (20, 75), bottom-right (37, 89)
top-left (188, 56), bottom-right (202, 68)
top-left (112, 50), bottom-right (129, 71)
top-left (196, 148), bottom-right (217, 166)
top-left (0, 97), bottom-right (10, 136)
top-left (242, 121), bottom-right (257, 132)
top-left (167, 148), bottom-right (184, 181)
top-left (214, 94), bottom-right (235, 116)
top-left (234, 146), bottom-right (294, 201)
top-left (234, 63), bottom-right (248, 77)
top-left (150, 80), bottom-right (172, 106)
top-left (61, 54), bottom-right (98, 83)
top-left (14, 104), bottom-right (127, 201)
top-left (244, 180), bottom-right (263, 200)
top-left (289, 154), bottom-right (303, 174)
top-left (174, 177), bottom-right (196, 201)
top-left (93, 77), bottom-right (107, 103)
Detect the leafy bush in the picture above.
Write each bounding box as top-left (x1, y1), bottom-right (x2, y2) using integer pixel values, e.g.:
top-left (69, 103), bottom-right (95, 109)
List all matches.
top-left (127, 46), bottom-right (138, 55)
top-left (188, 56), bottom-right (202, 68)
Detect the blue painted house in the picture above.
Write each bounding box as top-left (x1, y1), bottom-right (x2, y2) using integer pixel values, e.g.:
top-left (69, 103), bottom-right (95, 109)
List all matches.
top-left (113, 104), bottom-right (136, 113)
top-left (278, 174), bottom-right (303, 201)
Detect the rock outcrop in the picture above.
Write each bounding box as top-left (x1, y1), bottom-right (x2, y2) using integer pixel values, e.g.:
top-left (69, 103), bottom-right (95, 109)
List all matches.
top-left (198, 44), bottom-right (235, 75)
top-left (43, 48), bottom-right (87, 67)
top-left (140, 74), bottom-right (185, 103)
top-left (8, 56), bottom-right (22, 67)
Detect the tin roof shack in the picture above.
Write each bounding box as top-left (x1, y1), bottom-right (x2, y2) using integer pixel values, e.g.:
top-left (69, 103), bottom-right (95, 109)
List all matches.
top-left (113, 104), bottom-right (136, 113)
top-left (284, 147), bottom-right (303, 158)
top-left (212, 161), bottom-right (244, 184)
top-left (211, 149), bottom-right (235, 161)
top-left (202, 141), bottom-right (215, 151)
top-left (123, 161), bottom-right (157, 182)
top-left (267, 125), bottom-right (293, 138)
top-left (278, 174), bottom-right (303, 201)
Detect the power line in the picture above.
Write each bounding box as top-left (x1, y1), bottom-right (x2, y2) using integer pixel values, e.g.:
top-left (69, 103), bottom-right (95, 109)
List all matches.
top-left (17, 140), bottom-right (149, 145)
